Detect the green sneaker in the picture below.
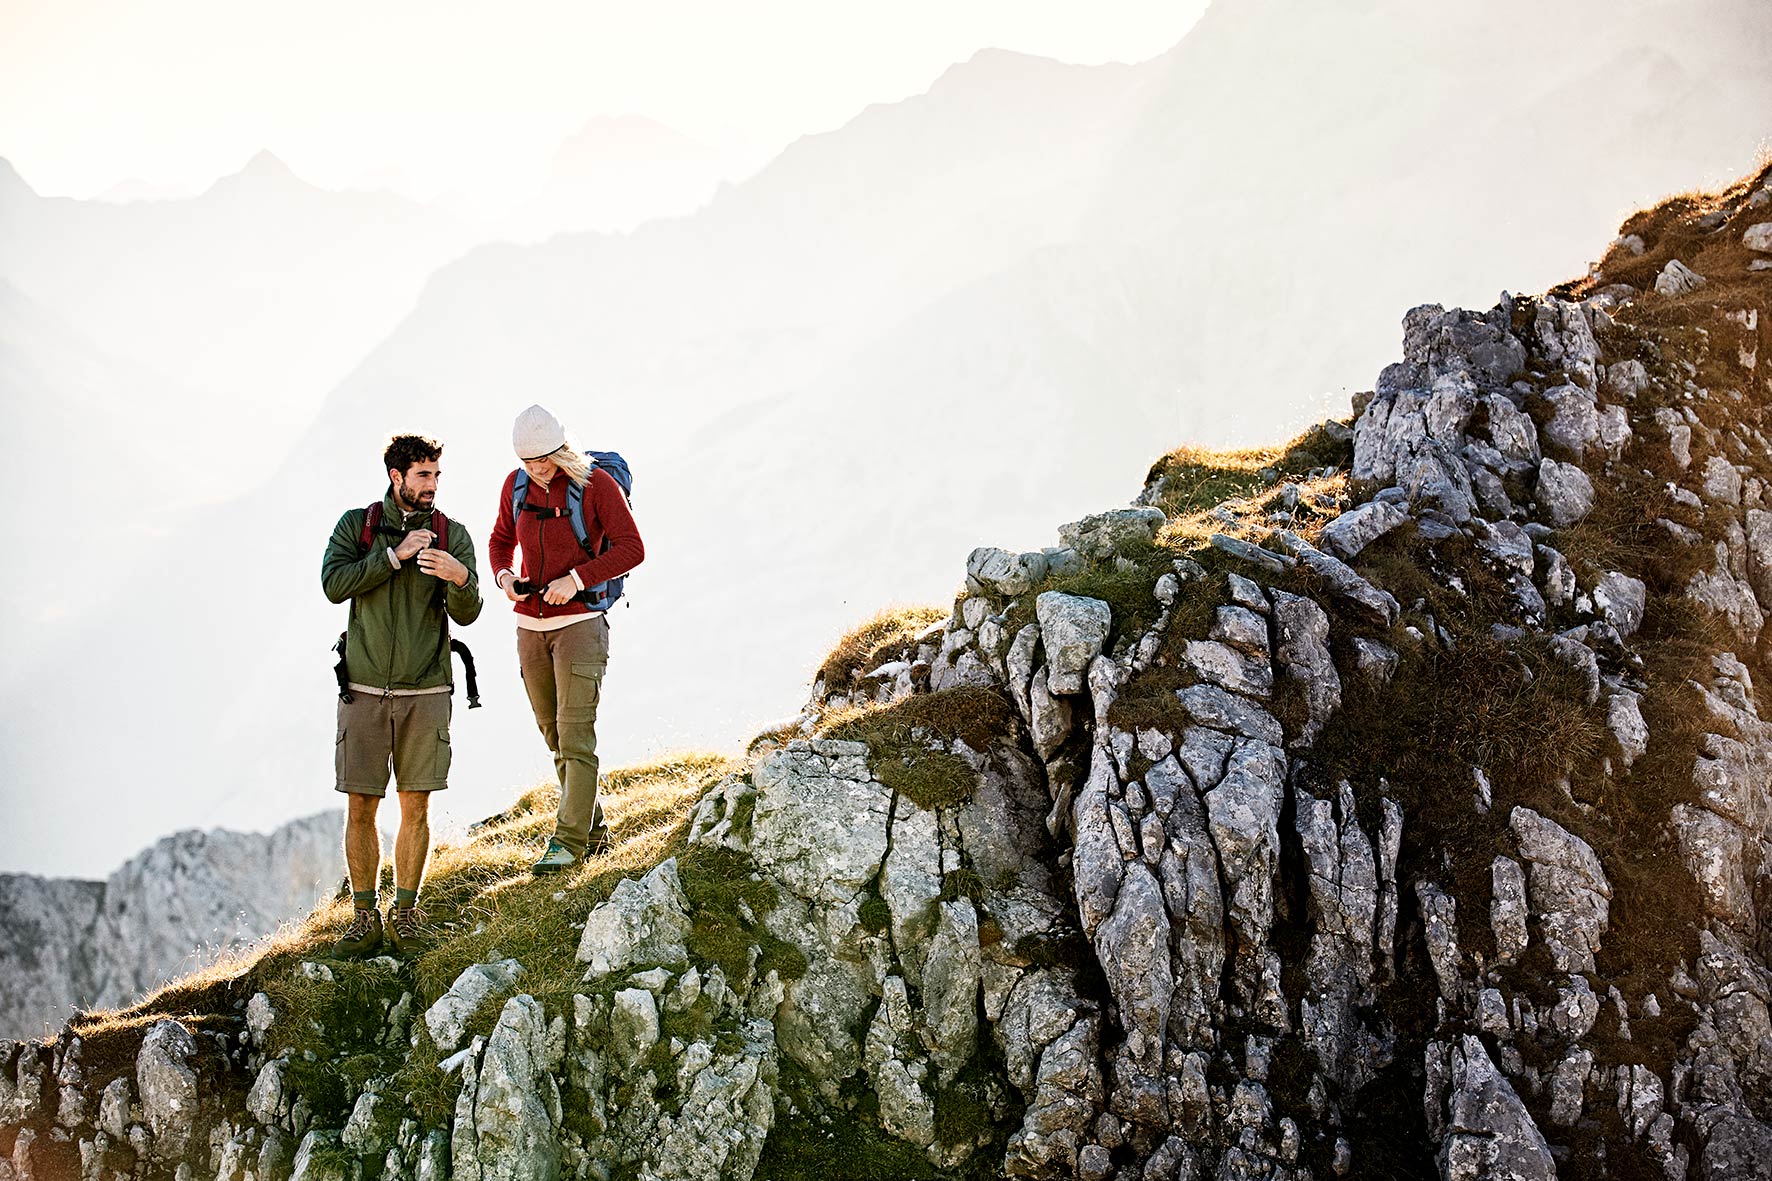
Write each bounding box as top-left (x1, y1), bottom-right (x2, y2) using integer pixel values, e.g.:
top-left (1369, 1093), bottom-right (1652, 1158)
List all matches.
top-left (531, 838), bottom-right (580, 875)
top-left (331, 907), bottom-right (383, 957)
top-left (385, 905), bottom-right (432, 957)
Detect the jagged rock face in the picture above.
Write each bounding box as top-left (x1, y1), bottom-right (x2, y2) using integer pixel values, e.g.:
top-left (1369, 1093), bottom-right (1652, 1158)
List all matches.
top-left (7, 176), bottom-right (1772, 1181)
top-left (0, 812), bottom-right (343, 1040)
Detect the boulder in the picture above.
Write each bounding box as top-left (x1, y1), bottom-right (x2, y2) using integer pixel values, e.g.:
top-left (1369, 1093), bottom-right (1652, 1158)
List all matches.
top-left (1439, 1036), bottom-right (1556, 1181)
top-left (1509, 808), bottom-right (1611, 972)
top-left (750, 741), bottom-right (892, 907)
top-left (1655, 259), bottom-right (1706, 296)
top-left (576, 858), bottom-right (692, 979)
top-left (1058, 508), bottom-right (1167, 561)
top-left (426, 960), bottom-right (526, 1054)
top-left (136, 1019), bottom-right (199, 1161)
top-left (967, 547), bottom-right (1048, 597)
top-left (1035, 593), bottom-right (1112, 695)
top-left (1318, 500), bottom-right (1409, 561)
top-left (452, 995), bottom-right (562, 1181)
top-left (1534, 459), bottom-right (1594, 527)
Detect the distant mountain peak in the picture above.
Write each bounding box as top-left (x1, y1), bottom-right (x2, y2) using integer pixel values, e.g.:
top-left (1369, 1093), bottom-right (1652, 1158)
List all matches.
top-left (0, 156), bottom-right (35, 197)
top-left (190, 150), bottom-right (311, 198)
top-left (238, 149), bottom-right (300, 182)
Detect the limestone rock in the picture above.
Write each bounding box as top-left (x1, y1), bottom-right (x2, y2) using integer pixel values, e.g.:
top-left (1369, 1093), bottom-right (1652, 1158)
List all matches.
top-left (290, 1131), bottom-right (349, 1181)
top-left (1704, 454), bottom-right (1744, 506)
top-left (576, 858), bottom-right (692, 979)
top-left (1272, 531), bottom-right (1400, 627)
top-left (1036, 593), bottom-right (1112, 695)
top-left (967, 547), bottom-right (1048, 597)
top-left (921, 901), bottom-right (982, 1086)
top-left (1182, 640), bottom-right (1273, 697)
top-left (1439, 1035), bottom-right (1556, 1181)
top-left (1655, 259), bottom-right (1706, 296)
top-left (1414, 882), bottom-right (1463, 1001)
top-left (1093, 864), bottom-right (1170, 1070)
top-left (1509, 807), bottom-right (1611, 972)
top-left (1539, 383), bottom-right (1599, 459)
top-left (1058, 508), bottom-right (1166, 561)
top-left (1607, 689), bottom-right (1648, 769)
top-left (1318, 499), bottom-right (1409, 561)
top-left (750, 742), bottom-right (891, 907)
top-left (452, 994), bottom-right (563, 1181)
top-left (1269, 590), bottom-right (1340, 747)
top-left (1593, 572), bottom-right (1647, 637)
top-left (426, 960), bottom-right (526, 1054)
top-left (609, 988), bottom-right (660, 1070)
top-left (1535, 459), bottom-right (1595, 527)
top-left (136, 1019), bottom-right (199, 1161)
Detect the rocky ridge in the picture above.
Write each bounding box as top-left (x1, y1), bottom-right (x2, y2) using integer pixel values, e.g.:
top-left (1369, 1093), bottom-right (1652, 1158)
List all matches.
top-left (0, 813), bottom-right (344, 1041)
top-left (3, 168), bottom-right (1772, 1181)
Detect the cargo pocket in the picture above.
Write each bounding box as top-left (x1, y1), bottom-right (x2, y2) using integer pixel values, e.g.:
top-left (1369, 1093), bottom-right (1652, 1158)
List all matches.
top-left (434, 727), bottom-right (453, 782)
top-left (334, 729), bottom-right (348, 783)
top-left (562, 660), bottom-right (604, 722)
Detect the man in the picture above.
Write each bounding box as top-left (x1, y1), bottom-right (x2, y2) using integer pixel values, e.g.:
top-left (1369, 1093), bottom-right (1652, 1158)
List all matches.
top-left (321, 434), bottom-right (481, 956)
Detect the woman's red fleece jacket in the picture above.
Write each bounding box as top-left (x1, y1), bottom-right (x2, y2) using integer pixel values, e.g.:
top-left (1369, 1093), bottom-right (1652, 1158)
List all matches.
top-left (487, 467), bottom-right (645, 620)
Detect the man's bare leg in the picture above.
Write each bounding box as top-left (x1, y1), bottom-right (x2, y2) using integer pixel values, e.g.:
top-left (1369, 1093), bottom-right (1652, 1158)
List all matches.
top-left (345, 793), bottom-right (383, 897)
top-left (334, 793), bottom-right (386, 955)
top-left (395, 791), bottom-right (431, 895)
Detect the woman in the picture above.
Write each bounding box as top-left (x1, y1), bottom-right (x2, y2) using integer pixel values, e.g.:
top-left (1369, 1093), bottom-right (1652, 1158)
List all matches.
top-left (487, 404), bottom-right (645, 873)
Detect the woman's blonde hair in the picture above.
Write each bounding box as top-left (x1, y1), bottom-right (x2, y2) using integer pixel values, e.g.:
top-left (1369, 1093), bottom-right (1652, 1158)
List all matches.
top-left (546, 444), bottom-right (594, 489)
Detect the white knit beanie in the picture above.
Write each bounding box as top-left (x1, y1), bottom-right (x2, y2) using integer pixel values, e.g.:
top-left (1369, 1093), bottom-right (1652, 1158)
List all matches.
top-left (513, 404), bottom-right (566, 460)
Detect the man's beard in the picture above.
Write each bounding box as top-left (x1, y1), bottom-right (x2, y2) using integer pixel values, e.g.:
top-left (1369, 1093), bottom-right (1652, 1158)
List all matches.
top-left (394, 484), bottom-right (436, 513)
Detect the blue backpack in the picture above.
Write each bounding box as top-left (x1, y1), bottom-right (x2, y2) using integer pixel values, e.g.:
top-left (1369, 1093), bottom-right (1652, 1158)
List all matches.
top-left (511, 451), bottom-right (633, 610)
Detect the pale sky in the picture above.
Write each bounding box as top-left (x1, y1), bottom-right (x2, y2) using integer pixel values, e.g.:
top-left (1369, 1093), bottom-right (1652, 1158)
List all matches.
top-left (0, 0), bottom-right (1210, 204)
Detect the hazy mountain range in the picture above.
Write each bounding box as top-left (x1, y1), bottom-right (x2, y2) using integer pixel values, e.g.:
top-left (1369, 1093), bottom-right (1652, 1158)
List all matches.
top-left (0, 810), bottom-right (341, 1040)
top-left (3, 0), bottom-right (1770, 876)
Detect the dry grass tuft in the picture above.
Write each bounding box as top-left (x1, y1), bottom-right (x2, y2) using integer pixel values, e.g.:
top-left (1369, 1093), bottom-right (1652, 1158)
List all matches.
top-left (815, 605), bottom-right (949, 694)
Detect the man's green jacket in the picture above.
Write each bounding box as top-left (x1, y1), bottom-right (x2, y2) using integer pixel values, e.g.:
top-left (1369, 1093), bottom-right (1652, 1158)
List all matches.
top-left (321, 489), bottom-right (483, 691)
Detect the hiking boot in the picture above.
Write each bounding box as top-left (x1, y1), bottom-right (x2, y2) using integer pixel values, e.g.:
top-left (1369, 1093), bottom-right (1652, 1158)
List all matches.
top-left (332, 907), bottom-right (383, 957)
top-left (531, 838), bottom-right (580, 874)
top-left (385, 906), bottom-right (432, 957)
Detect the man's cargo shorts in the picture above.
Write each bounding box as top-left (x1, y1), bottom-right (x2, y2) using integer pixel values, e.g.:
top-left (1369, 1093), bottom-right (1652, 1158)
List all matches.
top-left (335, 687), bottom-right (453, 797)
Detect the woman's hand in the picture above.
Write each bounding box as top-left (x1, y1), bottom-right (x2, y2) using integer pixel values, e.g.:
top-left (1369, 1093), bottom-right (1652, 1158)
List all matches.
top-left (498, 571), bottom-right (527, 603)
top-left (542, 575), bottom-right (578, 606)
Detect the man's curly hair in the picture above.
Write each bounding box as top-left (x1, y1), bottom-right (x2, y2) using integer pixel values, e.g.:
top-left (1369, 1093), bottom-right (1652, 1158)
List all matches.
top-left (383, 434), bottom-right (443, 477)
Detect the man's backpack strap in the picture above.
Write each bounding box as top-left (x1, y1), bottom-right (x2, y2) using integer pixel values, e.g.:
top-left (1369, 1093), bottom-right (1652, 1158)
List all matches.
top-left (358, 502), bottom-right (383, 552)
top-left (451, 640), bottom-right (481, 708)
top-left (333, 632), bottom-right (354, 703)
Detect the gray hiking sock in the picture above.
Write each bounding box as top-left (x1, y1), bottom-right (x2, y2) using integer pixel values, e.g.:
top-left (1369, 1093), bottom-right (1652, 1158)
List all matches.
top-left (353, 890), bottom-right (378, 910)
top-left (395, 887), bottom-right (418, 909)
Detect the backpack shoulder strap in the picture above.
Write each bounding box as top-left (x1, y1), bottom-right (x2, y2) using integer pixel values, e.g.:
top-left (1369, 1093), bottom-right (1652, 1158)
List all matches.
top-left (565, 479), bottom-right (591, 553)
top-left (509, 470), bottom-right (530, 529)
top-left (358, 502), bottom-right (383, 553)
top-left (430, 509), bottom-right (450, 551)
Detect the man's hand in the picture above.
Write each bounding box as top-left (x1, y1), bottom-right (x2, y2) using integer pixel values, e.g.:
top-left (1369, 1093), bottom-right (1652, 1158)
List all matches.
top-left (542, 575), bottom-right (577, 605)
top-left (417, 548), bottom-right (469, 587)
top-left (393, 529), bottom-right (435, 562)
top-left (498, 571), bottom-right (528, 602)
